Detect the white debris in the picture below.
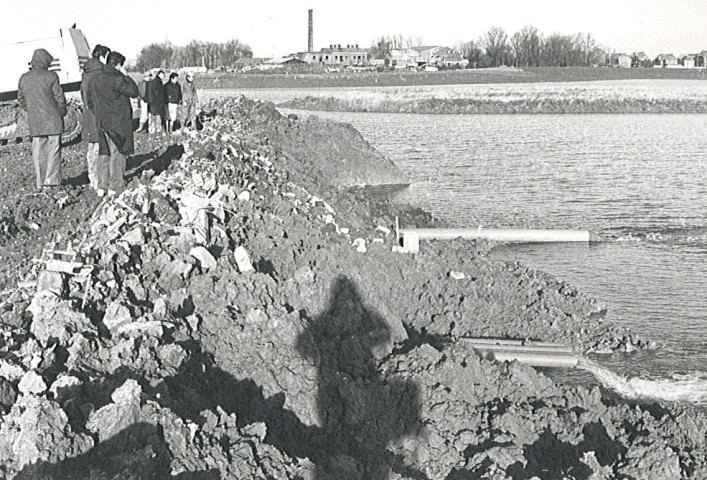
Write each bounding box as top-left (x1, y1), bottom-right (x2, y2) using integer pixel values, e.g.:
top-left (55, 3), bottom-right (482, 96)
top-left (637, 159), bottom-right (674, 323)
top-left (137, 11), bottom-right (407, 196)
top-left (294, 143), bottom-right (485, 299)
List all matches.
top-left (18, 371), bottom-right (47, 395)
top-left (449, 271), bottom-right (466, 280)
top-left (234, 246), bottom-right (254, 273)
top-left (352, 238), bottom-right (367, 253)
top-left (190, 246), bottom-right (218, 272)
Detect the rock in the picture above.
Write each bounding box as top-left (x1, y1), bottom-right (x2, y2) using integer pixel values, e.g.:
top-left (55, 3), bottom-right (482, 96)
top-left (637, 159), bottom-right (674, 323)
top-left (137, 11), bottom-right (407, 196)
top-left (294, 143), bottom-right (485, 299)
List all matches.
top-left (35, 270), bottom-right (66, 297)
top-left (0, 395), bottom-right (93, 470)
top-left (293, 266), bottom-right (315, 285)
top-left (0, 378), bottom-right (17, 411)
top-left (121, 227), bottom-right (145, 246)
top-left (49, 375), bottom-right (81, 402)
top-left (237, 190), bottom-right (251, 201)
top-left (190, 246), bottom-right (218, 271)
top-left (449, 271), bottom-right (466, 280)
top-left (352, 238), bottom-right (367, 253)
top-left (234, 246), bottom-right (254, 273)
top-left (86, 379), bottom-right (142, 442)
top-left (103, 301), bottom-right (133, 332)
top-left (28, 291), bottom-right (96, 345)
top-left (18, 371), bottom-right (47, 395)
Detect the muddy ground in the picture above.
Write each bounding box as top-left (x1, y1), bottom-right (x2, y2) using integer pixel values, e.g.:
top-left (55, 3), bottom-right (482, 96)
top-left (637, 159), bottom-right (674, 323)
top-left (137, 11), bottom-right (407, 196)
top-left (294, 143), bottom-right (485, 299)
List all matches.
top-left (0, 96), bottom-right (705, 480)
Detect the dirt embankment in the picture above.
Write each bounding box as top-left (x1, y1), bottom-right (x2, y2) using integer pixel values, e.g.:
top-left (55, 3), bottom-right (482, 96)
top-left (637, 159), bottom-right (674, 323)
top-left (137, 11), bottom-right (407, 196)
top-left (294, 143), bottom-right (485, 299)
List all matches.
top-left (0, 96), bottom-right (704, 480)
top-left (281, 95), bottom-right (707, 114)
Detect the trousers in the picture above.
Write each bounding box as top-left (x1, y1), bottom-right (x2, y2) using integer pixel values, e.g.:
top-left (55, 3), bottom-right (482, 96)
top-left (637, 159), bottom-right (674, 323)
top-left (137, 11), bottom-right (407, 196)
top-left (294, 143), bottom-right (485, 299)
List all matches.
top-left (86, 142), bottom-right (99, 189)
top-left (31, 135), bottom-right (61, 189)
top-left (96, 134), bottom-right (125, 192)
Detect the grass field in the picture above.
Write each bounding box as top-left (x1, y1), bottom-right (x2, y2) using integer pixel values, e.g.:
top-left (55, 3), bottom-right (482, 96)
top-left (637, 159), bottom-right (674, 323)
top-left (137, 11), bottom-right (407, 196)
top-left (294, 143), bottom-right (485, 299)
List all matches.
top-left (198, 66), bottom-right (707, 90)
top-left (202, 78), bottom-right (707, 114)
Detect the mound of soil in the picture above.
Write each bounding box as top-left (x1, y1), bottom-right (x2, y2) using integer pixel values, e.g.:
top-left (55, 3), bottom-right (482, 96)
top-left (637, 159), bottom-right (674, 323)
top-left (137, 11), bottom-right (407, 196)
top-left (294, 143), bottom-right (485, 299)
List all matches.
top-left (0, 95), bottom-right (704, 480)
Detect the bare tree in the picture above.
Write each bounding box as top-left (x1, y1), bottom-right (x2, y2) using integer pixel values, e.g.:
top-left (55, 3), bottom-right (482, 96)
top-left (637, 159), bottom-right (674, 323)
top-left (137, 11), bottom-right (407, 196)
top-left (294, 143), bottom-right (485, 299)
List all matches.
top-left (456, 40), bottom-right (485, 68)
top-left (370, 36), bottom-right (392, 59)
top-left (483, 26), bottom-right (511, 67)
top-left (511, 25), bottom-right (541, 67)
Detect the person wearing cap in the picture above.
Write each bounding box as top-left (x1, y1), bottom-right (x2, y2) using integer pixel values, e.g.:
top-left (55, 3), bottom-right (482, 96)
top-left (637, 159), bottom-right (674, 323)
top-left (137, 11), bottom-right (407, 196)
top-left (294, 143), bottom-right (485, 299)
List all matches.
top-left (180, 72), bottom-right (199, 129)
top-left (81, 44), bottom-right (110, 190)
top-left (18, 48), bottom-right (67, 190)
top-left (137, 71), bottom-right (152, 133)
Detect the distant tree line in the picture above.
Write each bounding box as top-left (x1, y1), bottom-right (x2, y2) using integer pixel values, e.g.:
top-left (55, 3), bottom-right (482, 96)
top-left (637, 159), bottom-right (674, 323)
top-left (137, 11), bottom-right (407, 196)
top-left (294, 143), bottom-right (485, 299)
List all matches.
top-left (457, 26), bottom-right (604, 68)
top-left (135, 39), bottom-right (252, 71)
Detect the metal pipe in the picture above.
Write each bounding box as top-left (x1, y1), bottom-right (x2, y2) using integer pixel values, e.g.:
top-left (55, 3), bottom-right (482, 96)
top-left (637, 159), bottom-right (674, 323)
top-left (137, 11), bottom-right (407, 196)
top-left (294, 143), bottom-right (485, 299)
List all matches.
top-left (459, 338), bottom-right (573, 351)
top-left (400, 228), bottom-right (602, 244)
top-left (462, 337), bottom-right (578, 368)
top-left (478, 350), bottom-right (579, 368)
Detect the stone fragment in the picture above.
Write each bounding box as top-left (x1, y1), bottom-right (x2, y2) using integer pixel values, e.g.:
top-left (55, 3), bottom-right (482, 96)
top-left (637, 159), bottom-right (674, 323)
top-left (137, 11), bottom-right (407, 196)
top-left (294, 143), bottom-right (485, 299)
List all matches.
top-left (0, 378), bottom-right (18, 411)
top-left (294, 266), bottom-right (315, 285)
top-left (86, 379), bottom-right (142, 442)
top-left (35, 270), bottom-right (66, 297)
top-left (49, 375), bottom-right (81, 402)
top-left (18, 371), bottom-right (47, 395)
top-left (28, 291), bottom-right (97, 345)
top-left (234, 246), bottom-right (254, 272)
top-left (376, 225), bottom-right (391, 236)
top-left (121, 227), bottom-right (145, 246)
top-left (190, 246), bottom-right (218, 271)
top-left (103, 301), bottom-right (133, 332)
top-left (0, 395), bottom-right (93, 469)
top-left (352, 238), bottom-right (367, 253)
top-left (449, 271), bottom-right (466, 280)
top-left (237, 190), bottom-right (251, 201)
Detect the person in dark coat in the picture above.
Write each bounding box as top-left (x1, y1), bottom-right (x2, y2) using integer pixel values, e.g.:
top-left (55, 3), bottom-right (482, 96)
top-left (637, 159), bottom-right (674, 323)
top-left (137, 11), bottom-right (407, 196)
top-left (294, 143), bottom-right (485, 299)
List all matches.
top-left (86, 51), bottom-right (138, 196)
top-left (146, 70), bottom-right (166, 134)
top-left (180, 72), bottom-right (199, 128)
top-left (137, 71), bottom-right (152, 132)
top-left (80, 44), bottom-right (110, 190)
top-left (17, 48), bottom-right (67, 189)
top-left (165, 72), bottom-right (182, 134)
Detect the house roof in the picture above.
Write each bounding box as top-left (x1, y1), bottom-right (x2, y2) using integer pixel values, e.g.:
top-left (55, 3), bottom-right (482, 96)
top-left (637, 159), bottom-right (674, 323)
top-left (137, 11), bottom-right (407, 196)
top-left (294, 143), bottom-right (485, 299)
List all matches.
top-left (235, 57), bottom-right (263, 65)
top-left (410, 45), bottom-right (441, 53)
top-left (265, 57), bottom-right (307, 65)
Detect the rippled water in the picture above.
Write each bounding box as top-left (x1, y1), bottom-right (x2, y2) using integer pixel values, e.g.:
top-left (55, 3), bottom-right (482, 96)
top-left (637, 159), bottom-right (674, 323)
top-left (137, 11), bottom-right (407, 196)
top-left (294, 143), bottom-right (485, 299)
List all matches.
top-left (276, 108), bottom-right (707, 384)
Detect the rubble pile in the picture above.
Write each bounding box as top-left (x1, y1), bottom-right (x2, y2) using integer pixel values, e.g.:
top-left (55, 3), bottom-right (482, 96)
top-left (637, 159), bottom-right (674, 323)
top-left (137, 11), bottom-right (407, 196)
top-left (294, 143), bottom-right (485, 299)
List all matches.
top-left (0, 96), bottom-right (705, 479)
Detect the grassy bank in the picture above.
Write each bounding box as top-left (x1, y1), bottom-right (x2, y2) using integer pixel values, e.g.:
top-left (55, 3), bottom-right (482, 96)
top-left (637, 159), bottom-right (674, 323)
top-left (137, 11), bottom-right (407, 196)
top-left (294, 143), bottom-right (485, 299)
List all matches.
top-left (198, 66), bottom-right (707, 90)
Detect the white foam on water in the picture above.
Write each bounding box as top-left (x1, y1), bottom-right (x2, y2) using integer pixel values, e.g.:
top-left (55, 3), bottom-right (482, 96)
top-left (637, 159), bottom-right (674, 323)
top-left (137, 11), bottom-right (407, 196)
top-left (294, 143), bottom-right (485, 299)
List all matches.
top-left (578, 360), bottom-right (707, 404)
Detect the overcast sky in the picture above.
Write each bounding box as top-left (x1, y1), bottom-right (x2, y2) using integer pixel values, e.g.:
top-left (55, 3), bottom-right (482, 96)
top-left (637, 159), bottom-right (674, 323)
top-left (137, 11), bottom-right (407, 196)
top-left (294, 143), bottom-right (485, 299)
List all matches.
top-left (4, 0), bottom-right (707, 60)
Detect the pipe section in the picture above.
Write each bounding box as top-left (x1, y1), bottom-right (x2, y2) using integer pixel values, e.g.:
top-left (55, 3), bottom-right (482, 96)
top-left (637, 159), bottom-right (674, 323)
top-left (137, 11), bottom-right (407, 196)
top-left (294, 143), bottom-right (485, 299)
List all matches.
top-left (461, 337), bottom-right (579, 368)
top-left (401, 228), bottom-right (602, 244)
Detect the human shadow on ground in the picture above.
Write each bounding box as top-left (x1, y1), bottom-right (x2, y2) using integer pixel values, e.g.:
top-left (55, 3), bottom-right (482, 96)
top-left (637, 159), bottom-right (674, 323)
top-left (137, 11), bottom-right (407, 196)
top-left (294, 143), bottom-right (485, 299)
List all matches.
top-left (63, 144), bottom-right (179, 187)
top-left (13, 421), bottom-right (220, 480)
top-left (12, 275), bottom-right (425, 479)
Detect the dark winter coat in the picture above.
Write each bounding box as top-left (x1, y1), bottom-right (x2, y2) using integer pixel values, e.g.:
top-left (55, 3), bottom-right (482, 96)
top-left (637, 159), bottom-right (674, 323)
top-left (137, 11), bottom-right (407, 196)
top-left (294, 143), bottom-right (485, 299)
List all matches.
top-left (165, 81), bottom-right (182, 104)
top-left (146, 76), bottom-right (166, 116)
top-left (17, 49), bottom-right (67, 136)
top-left (182, 81), bottom-right (198, 107)
top-left (80, 58), bottom-right (104, 142)
top-left (138, 79), bottom-right (148, 100)
top-left (86, 65), bottom-right (139, 155)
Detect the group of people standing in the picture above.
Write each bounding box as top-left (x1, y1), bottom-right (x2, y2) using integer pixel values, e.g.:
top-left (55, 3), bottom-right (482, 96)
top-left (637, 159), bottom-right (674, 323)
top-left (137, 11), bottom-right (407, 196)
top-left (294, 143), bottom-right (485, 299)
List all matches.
top-left (137, 69), bottom-right (199, 135)
top-left (17, 43), bottom-right (199, 198)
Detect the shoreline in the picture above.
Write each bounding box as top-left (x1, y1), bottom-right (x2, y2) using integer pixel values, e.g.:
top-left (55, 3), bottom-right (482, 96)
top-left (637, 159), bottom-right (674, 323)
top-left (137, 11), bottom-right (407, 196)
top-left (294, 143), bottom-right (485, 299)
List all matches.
top-left (0, 95), bottom-right (705, 478)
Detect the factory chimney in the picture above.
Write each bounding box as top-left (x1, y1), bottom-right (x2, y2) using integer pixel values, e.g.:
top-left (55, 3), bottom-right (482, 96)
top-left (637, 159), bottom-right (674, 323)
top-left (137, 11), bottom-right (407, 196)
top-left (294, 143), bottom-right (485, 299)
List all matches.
top-left (308, 9), bottom-right (313, 53)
